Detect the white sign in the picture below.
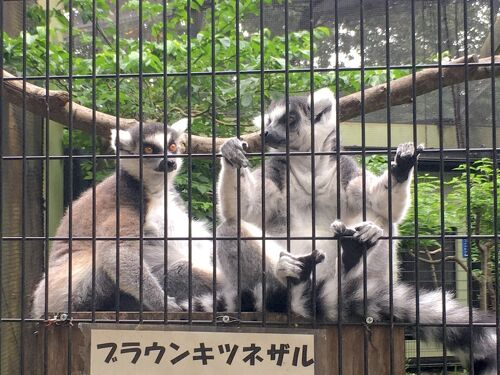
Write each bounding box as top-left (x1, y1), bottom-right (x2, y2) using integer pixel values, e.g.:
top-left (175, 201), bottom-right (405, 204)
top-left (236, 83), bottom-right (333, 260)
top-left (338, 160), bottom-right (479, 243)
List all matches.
top-left (91, 329), bottom-right (315, 374)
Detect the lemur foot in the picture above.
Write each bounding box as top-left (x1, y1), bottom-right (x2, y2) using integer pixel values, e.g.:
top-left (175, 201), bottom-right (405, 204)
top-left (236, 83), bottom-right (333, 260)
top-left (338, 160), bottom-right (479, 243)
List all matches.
top-left (220, 138), bottom-right (249, 168)
top-left (331, 220), bottom-right (356, 238)
top-left (330, 220), bottom-right (383, 248)
top-left (276, 250), bottom-right (325, 284)
top-left (167, 296), bottom-right (184, 312)
top-left (391, 142), bottom-right (424, 183)
top-left (331, 220), bottom-right (383, 273)
top-left (353, 222), bottom-right (384, 247)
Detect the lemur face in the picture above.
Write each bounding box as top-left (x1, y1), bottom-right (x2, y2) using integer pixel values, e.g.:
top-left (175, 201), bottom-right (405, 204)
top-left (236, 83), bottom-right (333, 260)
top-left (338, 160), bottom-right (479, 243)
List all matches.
top-left (111, 118), bottom-right (187, 183)
top-left (261, 96), bottom-right (310, 150)
top-left (255, 88), bottom-right (336, 152)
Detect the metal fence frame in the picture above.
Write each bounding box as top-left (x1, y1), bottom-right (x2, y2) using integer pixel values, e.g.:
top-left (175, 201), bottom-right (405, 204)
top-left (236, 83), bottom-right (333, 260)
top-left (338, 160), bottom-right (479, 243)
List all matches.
top-left (1, 0), bottom-right (499, 374)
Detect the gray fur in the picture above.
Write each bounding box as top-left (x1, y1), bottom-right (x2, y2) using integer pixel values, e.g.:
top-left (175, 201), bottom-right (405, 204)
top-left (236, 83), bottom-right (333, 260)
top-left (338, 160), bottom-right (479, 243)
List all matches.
top-left (216, 87), bottom-right (421, 318)
top-left (333, 221), bottom-right (497, 375)
top-left (32, 119), bottom-right (217, 316)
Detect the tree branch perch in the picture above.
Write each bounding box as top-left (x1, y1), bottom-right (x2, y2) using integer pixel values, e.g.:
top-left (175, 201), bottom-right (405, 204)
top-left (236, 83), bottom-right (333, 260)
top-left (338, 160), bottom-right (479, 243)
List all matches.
top-left (1, 55), bottom-right (499, 152)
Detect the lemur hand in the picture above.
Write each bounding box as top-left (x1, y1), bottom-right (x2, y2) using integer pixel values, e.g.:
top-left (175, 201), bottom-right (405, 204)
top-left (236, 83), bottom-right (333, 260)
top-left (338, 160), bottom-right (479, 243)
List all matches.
top-left (331, 220), bottom-right (383, 248)
top-left (391, 142), bottom-right (424, 183)
top-left (276, 250), bottom-right (325, 284)
top-left (220, 138), bottom-right (250, 169)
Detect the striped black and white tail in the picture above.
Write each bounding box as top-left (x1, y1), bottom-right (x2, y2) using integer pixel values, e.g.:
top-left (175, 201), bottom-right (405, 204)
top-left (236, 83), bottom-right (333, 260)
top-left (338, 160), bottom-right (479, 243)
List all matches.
top-left (333, 220), bottom-right (498, 375)
top-left (341, 280), bottom-right (497, 374)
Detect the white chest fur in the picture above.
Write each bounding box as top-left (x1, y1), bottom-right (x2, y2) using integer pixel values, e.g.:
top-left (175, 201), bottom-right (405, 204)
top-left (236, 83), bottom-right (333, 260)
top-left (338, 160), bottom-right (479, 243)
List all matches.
top-left (144, 189), bottom-right (213, 266)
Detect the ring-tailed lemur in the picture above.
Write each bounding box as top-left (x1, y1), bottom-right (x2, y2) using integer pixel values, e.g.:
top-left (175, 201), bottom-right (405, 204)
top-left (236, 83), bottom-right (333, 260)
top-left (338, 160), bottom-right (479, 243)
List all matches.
top-left (216, 87), bottom-right (422, 317)
top-left (32, 119), bottom-right (219, 316)
top-left (331, 220), bottom-right (497, 375)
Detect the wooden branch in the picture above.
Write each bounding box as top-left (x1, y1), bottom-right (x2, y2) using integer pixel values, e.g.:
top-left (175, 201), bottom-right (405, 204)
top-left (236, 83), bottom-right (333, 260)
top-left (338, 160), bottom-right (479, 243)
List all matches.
top-left (410, 248), bottom-right (496, 302)
top-left (0, 70), bottom-right (138, 137)
top-left (2, 55), bottom-right (499, 152)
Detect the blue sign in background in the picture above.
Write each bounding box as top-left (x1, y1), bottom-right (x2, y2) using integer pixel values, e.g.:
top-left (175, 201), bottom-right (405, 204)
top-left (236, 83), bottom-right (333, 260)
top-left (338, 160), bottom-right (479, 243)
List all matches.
top-left (462, 239), bottom-right (469, 258)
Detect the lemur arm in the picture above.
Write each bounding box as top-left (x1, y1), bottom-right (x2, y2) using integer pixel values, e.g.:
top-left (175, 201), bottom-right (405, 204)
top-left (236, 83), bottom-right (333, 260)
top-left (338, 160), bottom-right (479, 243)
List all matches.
top-left (218, 153), bottom-right (260, 222)
top-left (345, 142), bottom-right (422, 225)
top-left (218, 138), bottom-right (291, 225)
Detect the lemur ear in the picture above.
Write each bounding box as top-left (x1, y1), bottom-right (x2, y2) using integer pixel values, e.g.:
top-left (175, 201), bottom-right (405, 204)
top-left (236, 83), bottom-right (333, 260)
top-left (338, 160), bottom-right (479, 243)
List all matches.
top-left (308, 88), bottom-right (335, 122)
top-left (171, 118), bottom-right (188, 134)
top-left (110, 129), bottom-right (133, 152)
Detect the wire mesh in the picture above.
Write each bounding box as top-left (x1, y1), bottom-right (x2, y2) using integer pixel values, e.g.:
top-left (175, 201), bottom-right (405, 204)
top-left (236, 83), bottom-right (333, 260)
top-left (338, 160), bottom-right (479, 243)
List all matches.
top-left (0, 0), bottom-right (499, 374)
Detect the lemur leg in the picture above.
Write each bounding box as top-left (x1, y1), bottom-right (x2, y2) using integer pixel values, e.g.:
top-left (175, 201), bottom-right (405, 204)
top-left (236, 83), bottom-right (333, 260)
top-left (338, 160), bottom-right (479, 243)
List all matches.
top-left (347, 142), bottom-right (423, 224)
top-left (287, 221), bottom-right (384, 321)
top-left (374, 142), bottom-right (423, 222)
top-left (217, 218), bottom-right (316, 312)
top-left (218, 138), bottom-right (257, 221)
top-left (98, 242), bottom-right (182, 312)
top-left (152, 260), bottom-right (217, 311)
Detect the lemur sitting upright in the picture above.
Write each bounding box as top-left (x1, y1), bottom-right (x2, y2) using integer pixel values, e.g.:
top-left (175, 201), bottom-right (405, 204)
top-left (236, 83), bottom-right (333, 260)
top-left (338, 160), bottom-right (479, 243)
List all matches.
top-left (216, 87), bottom-right (422, 318)
top-left (331, 220), bottom-right (497, 375)
top-left (32, 119), bottom-right (219, 316)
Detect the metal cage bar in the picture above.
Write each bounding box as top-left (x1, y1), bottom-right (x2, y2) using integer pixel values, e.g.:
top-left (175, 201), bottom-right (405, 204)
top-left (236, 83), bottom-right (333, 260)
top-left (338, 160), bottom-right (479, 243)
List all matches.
top-left (0, 1), bottom-right (499, 374)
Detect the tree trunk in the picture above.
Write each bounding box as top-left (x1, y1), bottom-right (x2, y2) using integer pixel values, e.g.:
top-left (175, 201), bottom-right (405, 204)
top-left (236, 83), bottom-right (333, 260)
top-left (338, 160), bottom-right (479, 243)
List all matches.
top-left (480, 246), bottom-right (491, 311)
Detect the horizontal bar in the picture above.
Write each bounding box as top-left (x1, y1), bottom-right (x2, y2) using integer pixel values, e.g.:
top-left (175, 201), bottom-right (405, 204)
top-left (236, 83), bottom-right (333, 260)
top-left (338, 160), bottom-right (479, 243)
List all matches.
top-left (3, 317), bottom-right (498, 328)
top-left (3, 148), bottom-right (500, 160)
top-left (2, 61), bottom-right (499, 82)
top-left (1, 234), bottom-right (496, 241)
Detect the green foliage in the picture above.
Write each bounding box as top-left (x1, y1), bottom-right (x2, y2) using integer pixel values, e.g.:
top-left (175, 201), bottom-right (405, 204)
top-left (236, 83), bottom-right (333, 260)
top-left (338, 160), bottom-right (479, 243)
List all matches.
top-left (175, 159), bottom-right (216, 221)
top-left (61, 129), bottom-right (113, 182)
top-left (399, 159), bottom-right (500, 305)
top-left (366, 156), bottom-right (500, 272)
top-left (399, 159), bottom-right (500, 252)
top-left (446, 159), bottom-right (499, 237)
top-left (3, 0), bottom-right (410, 220)
top-left (398, 173), bottom-right (450, 251)
top-left (365, 154), bottom-right (389, 176)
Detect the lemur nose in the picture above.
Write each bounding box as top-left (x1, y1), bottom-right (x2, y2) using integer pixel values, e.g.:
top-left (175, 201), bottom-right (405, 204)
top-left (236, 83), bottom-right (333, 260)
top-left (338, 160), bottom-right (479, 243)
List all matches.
top-left (166, 160), bottom-right (177, 172)
top-left (155, 159), bottom-right (176, 173)
top-left (264, 131), bottom-right (269, 136)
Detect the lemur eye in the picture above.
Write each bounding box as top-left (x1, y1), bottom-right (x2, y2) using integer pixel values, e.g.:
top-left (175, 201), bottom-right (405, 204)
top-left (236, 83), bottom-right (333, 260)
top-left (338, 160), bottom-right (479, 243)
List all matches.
top-left (143, 146), bottom-right (154, 154)
top-left (168, 143), bottom-right (177, 153)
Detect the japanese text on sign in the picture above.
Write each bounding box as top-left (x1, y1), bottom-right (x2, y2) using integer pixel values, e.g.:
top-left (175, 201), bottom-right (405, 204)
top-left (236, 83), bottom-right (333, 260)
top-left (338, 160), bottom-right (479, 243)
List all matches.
top-left (91, 329), bottom-right (315, 374)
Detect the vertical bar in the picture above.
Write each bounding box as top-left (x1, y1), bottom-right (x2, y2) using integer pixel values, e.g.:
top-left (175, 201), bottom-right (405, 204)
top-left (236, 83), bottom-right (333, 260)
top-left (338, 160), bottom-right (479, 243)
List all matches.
top-left (235, 0), bottom-right (242, 320)
top-left (210, 0), bottom-right (217, 324)
top-left (462, 1), bottom-right (473, 372)
top-left (359, 0), bottom-right (368, 373)
top-left (91, 0), bottom-right (98, 323)
top-left (436, 0), bottom-right (448, 372)
top-left (284, 0), bottom-right (291, 327)
top-left (0, 0), bottom-right (3, 368)
top-left (162, 0), bottom-right (169, 324)
top-left (489, 0), bottom-right (499, 372)
top-left (186, 0), bottom-right (193, 323)
top-left (410, 0), bottom-right (421, 372)
top-left (114, 0), bottom-right (121, 323)
top-left (20, 0), bottom-right (27, 370)
top-left (67, 0), bottom-right (75, 368)
top-left (43, 0), bottom-right (51, 371)
top-left (384, 1), bottom-right (394, 373)
top-left (334, 0), bottom-right (343, 371)
top-left (259, 0), bottom-right (267, 327)
top-left (308, 0), bottom-right (317, 327)
top-left (138, 0), bottom-right (145, 322)
top-left (488, 1), bottom-right (499, 373)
